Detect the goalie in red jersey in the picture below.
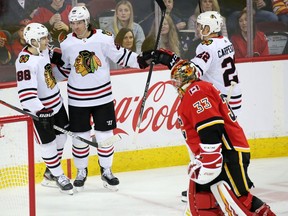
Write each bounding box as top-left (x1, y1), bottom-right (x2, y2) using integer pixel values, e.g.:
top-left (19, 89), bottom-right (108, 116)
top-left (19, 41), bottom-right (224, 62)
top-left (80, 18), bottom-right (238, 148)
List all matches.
top-left (167, 59), bottom-right (275, 215)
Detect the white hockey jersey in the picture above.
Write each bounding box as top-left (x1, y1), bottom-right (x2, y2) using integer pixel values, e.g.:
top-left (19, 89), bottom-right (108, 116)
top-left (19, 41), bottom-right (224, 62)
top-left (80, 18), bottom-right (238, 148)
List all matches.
top-left (59, 29), bottom-right (140, 107)
top-left (15, 48), bottom-right (63, 115)
top-left (191, 36), bottom-right (242, 116)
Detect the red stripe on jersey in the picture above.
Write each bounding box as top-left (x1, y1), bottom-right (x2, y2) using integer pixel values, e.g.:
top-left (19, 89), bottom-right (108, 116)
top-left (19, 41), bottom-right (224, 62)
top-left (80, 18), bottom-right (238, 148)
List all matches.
top-left (42, 96), bottom-right (61, 106)
top-left (19, 91), bottom-right (37, 99)
top-left (68, 86), bottom-right (111, 96)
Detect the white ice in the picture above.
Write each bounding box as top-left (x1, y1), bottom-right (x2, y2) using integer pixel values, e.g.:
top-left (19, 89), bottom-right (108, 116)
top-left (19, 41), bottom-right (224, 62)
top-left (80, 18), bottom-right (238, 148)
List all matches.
top-left (5, 157), bottom-right (288, 216)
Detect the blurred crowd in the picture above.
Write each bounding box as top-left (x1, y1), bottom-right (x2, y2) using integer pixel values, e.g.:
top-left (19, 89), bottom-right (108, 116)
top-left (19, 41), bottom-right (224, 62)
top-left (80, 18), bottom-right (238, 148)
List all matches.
top-left (0, 0), bottom-right (288, 68)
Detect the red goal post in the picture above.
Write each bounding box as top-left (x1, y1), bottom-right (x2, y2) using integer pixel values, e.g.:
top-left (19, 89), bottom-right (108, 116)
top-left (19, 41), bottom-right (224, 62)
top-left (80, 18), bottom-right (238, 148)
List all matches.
top-left (0, 115), bottom-right (36, 216)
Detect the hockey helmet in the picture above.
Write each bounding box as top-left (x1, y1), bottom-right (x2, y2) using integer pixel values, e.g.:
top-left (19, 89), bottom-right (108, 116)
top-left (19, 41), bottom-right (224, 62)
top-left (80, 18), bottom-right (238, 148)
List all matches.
top-left (23, 23), bottom-right (49, 46)
top-left (197, 11), bottom-right (223, 37)
top-left (68, 6), bottom-right (90, 27)
top-left (171, 60), bottom-right (199, 97)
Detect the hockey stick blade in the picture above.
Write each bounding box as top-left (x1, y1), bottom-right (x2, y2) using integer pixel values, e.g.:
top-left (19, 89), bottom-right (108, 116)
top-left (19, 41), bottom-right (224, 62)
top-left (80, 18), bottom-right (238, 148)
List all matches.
top-left (133, 0), bottom-right (166, 144)
top-left (0, 100), bottom-right (121, 148)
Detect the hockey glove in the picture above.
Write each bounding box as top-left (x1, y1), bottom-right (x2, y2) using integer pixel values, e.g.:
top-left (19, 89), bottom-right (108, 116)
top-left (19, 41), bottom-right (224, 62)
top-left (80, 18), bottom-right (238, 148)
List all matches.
top-left (154, 48), bottom-right (180, 69)
top-left (137, 50), bottom-right (155, 69)
top-left (188, 143), bottom-right (223, 185)
top-left (36, 108), bottom-right (55, 131)
top-left (49, 47), bottom-right (64, 67)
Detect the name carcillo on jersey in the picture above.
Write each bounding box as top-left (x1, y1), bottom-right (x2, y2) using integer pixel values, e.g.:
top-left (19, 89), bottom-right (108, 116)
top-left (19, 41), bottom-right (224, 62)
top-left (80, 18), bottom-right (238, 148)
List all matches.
top-left (217, 44), bottom-right (234, 58)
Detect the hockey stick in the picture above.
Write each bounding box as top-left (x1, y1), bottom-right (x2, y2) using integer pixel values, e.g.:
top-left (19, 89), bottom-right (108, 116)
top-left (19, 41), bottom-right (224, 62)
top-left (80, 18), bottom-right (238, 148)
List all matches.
top-left (133, 0), bottom-right (166, 143)
top-left (0, 99), bottom-right (121, 148)
top-left (226, 81), bottom-right (237, 103)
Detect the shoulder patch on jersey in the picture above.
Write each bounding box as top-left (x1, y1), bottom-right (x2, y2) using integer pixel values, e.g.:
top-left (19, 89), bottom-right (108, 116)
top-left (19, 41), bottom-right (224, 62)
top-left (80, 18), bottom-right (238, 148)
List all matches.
top-left (188, 85), bottom-right (200, 96)
top-left (58, 31), bottom-right (67, 43)
top-left (201, 39), bottom-right (213, 46)
top-left (19, 54), bottom-right (30, 63)
top-left (102, 30), bottom-right (112, 36)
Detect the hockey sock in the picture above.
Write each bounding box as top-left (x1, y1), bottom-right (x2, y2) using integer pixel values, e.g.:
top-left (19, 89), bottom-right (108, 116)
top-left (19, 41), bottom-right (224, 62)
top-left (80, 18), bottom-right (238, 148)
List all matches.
top-left (40, 141), bottom-right (63, 176)
top-left (72, 131), bottom-right (90, 169)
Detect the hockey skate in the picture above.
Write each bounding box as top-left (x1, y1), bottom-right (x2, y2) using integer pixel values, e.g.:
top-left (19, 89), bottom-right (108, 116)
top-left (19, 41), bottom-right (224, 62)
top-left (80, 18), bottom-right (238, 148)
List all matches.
top-left (73, 168), bottom-right (88, 192)
top-left (100, 167), bottom-right (119, 191)
top-left (56, 174), bottom-right (73, 195)
top-left (41, 167), bottom-right (57, 188)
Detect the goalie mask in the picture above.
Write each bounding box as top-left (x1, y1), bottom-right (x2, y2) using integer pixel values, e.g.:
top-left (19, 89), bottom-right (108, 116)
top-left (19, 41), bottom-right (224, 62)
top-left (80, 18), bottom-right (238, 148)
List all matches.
top-left (171, 60), bottom-right (199, 98)
top-left (69, 6), bottom-right (90, 28)
top-left (197, 11), bottom-right (223, 39)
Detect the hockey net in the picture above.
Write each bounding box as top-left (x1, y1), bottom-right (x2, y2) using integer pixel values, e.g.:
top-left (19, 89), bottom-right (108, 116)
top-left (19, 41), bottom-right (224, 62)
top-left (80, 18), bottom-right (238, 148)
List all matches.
top-left (0, 115), bottom-right (36, 216)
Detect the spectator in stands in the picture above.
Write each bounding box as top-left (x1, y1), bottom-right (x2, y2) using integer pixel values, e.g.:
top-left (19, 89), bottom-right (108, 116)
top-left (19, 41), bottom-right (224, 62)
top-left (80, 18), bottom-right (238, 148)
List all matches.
top-left (110, 27), bottom-right (136, 69)
top-left (163, 0), bottom-right (186, 30)
top-left (115, 27), bottom-right (136, 52)
top-left (187, 0), bottom-right (228, 39)
top-left (0, 30), bottom-right (11, 65)
top-left (219, 0), bottom-right (279, 36)
top-left (271, 0), bottom-right (288, 27)
top-left (105, 0), bottom-right (145, 54)
top-left (142, 14), bottom-right (182, 57)
top-left (30, 0), bottom-right (72, 46)
top-left (230, 8), bottom-right (270, 58)
top-left (7, 20), bottom-right (29, 63)
top-left (0, 0), bottom-right (39, 33)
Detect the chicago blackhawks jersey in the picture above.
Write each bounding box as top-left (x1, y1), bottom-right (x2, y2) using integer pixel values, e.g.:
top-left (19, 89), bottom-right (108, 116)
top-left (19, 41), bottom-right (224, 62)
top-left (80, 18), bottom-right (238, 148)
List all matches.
top-left (59, 29), bottom-right (140, 107)
top-left (15, 48), bottom-right (63, 115)
top-left (177, 80), bottom-right (249, 155)
top-left (191, 36), bottom-right (242, 116)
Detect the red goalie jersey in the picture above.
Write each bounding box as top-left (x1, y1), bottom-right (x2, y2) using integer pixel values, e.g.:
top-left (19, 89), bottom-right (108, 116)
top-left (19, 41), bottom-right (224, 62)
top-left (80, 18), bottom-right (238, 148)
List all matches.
top-left (177, 79), bottom-right (249, 155)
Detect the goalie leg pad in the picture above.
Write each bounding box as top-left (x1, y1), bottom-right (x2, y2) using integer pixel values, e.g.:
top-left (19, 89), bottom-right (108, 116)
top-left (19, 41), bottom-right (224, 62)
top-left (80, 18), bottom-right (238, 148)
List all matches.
top-left (185, 179), bottom-right (222, 216)
top-left (211, 181), bottom-right (254, 216)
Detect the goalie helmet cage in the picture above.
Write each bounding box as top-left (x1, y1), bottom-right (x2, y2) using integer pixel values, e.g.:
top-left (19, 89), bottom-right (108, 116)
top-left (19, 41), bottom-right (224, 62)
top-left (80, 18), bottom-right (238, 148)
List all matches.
top-left (0, 115), bottom-right (36, 216)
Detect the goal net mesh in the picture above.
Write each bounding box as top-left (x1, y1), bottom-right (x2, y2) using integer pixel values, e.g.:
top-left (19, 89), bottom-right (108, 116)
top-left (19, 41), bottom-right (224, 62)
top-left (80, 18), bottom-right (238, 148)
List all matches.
top-left (0, 115), bottom-right (35, 216)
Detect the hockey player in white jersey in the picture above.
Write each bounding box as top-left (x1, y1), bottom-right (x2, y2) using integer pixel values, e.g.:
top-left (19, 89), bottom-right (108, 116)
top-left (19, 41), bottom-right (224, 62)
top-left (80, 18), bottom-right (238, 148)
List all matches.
top-left (15, 23), bottom-right (73, 195)
top-left (154, 11), bottom-right (242, 116)
top-left (56, 5), bottom-right (153, 191)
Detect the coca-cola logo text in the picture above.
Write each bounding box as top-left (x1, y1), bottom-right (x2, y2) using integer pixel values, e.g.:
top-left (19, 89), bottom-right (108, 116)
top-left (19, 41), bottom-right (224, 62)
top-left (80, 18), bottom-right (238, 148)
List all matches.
top-left (114, 80), bottom-right (180, 135)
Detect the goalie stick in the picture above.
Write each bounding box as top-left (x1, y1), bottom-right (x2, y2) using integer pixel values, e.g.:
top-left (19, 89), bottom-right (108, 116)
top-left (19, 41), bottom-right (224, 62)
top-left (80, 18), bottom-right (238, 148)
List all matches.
top-left (0, 99), bottom-right (121, 148)
top-left (134, 0), bottom-right (166, 143)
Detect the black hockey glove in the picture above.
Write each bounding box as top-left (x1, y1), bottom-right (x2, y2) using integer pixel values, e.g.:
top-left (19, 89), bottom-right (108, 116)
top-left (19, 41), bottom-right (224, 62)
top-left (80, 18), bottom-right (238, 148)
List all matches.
top-left (49, 47), bottom-right (64, 67)
top-left (137, 50), bottom-right (155, 69)
top-left (154, 48), bottom-right (180, 69)
top-left (36, 108), bottom-right (54, 131)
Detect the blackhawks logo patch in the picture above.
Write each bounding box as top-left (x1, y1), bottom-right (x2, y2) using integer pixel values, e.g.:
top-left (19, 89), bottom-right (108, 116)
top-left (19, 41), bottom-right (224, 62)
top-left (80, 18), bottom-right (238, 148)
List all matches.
top-left (74, 50), bottom-right (102, 76)
top-left (19, 55), bottom-right (29, 63)
top-left (201, 39), bottom-right (213, 46)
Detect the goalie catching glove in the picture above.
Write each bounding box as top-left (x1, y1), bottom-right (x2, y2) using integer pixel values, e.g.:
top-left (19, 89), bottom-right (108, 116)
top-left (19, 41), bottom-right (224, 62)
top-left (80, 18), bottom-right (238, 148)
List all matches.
top-left (36, 108), bottom-right (55, 131)
top-left (188, 143), bottom-right (223, 185)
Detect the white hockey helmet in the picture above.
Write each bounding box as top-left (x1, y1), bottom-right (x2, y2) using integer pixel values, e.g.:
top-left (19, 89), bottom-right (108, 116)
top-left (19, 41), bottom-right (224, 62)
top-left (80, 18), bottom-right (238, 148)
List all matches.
top-left (197, 11), bottom-right (223, 36)
top-left (68, 5), bottom-right (90, 27)
top-left (23, 23), bottom-right (49, 46)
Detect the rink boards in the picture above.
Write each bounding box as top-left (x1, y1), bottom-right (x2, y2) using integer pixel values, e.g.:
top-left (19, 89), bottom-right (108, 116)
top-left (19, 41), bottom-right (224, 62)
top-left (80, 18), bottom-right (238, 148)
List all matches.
top-left (1, 59), bottom-right (288, 182)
